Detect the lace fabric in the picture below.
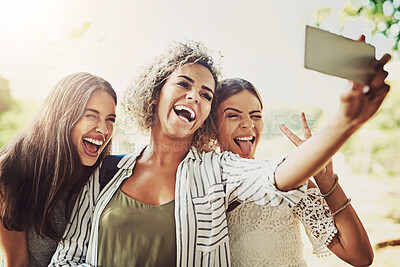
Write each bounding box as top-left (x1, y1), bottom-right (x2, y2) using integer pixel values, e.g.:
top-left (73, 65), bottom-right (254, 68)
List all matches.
top-left (292, 187), bottom-right (337, 256)
top-left (227, 188), bottom-right (337, 266)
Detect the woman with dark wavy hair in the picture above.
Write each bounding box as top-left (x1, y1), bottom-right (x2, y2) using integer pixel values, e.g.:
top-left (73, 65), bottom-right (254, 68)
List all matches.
top-left (0, 72), bottom-right (117, 267)
top-left (213, 78), bottom-right (373, 266)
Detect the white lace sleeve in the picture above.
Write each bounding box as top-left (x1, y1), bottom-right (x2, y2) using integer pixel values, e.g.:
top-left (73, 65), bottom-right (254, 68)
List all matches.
top-left (292, 187), bottom-right (337, 257)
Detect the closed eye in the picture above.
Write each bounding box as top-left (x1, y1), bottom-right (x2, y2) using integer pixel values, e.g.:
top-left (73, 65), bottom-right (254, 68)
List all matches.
top-left (251, 115), bottom-right (262, 119)
top-left (107, 117), bottom-right (116, 123)
top-left (227, 113), bottom-right (239, 118)
top-left (85, 114), bottom-right (97, 119)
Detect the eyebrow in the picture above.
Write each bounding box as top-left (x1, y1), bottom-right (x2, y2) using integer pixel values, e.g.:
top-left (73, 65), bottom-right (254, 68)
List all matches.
top-left (178, 75), bottom-right (214, 95)
top-left (85, 108), bottom-right (117, 117)
top-left (223, 108), bottom-right (262, 114)
top-left (224, 107), bottom-right (242, 113)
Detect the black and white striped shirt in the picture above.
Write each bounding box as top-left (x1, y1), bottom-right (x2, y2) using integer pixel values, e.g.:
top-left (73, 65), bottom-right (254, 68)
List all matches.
top-left (49, 148), bottom-right (307, 267)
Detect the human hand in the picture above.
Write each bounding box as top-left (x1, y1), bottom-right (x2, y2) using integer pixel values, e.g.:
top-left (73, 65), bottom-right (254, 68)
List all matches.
top-left (339, 36), bottom-right (391, 128)
top-left (279, 112), bottom-right (333, 179)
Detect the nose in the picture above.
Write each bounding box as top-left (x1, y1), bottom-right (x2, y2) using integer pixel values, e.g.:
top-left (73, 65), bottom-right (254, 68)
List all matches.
top-left (240, 115), bottom-right (254, 129)
top-left (95, 120), bottom-right (109, 137)
top-left (186, 89), bottom-right (200, 104)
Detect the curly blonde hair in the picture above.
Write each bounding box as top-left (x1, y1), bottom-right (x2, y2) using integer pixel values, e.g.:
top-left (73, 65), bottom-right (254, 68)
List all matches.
top-left (123, 40), bottom-right (221, 152)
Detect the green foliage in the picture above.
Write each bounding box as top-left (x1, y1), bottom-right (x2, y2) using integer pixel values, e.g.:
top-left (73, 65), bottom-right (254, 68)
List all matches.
top-left (313, 7), bottom-right (335, 26)
top-left (312, 0), bottom-right (400, 54)
top-left (0, 99), bottom-right (39, 148)
top-left (0, 75), bottom-right (13, 114)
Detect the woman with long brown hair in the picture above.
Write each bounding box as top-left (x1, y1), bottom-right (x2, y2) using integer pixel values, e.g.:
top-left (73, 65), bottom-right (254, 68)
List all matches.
top-left (0, 72), bottom-right (117, 267)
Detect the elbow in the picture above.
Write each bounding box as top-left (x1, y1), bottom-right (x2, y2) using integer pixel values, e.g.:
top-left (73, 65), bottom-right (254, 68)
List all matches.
top-left (275, 179), bottom-right (304, 192)
top-left (345, 249), bottom-right (374, 267)
top-left (274, 165), bottom-right (308, 192)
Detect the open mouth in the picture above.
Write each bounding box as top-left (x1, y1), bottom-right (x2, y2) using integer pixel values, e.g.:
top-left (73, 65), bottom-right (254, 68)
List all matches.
top-left (233, 136), bottom-right (254, 157)
top-left (83, 137), bottom-right (104, 155)
top-left (173, 105), bottom-right (196, 123)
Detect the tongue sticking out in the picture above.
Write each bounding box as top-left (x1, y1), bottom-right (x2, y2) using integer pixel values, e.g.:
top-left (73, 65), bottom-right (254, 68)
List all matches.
top-left (236, 140), bottom-right (252, 157)
top-left (83, 140), bottom-right (98, 154)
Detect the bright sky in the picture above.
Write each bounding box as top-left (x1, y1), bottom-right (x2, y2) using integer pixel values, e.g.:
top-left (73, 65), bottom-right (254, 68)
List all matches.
top-left (0, 0), bottom-right (398, 114)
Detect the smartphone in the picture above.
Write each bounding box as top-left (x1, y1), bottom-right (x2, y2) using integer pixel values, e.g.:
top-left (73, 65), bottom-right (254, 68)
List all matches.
top-left (304, 25), bottom-right (376, 84)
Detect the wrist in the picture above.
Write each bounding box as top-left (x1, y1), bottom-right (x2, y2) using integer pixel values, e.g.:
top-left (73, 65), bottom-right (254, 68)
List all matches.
top-left (320, 173), bottom-right (339, 197)
top-left (330, 112), bottom-right (360, 135)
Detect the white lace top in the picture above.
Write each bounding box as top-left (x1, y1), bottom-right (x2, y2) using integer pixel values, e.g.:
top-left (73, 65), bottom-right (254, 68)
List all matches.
top-left (227, 187), bottom-right (337, 267)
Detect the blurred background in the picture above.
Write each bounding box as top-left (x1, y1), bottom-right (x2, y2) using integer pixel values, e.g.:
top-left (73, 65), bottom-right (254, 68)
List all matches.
top-left (1, 0), bottom-right (399, 265)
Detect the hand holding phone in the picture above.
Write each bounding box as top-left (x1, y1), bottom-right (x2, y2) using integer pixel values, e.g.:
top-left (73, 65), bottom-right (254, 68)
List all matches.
top-left (304, 26), bottom-right (376, 84)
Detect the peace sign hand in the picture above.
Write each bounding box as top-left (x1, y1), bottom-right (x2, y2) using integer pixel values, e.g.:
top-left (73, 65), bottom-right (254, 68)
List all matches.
top-left (279, 112), bottom-right (333, 179)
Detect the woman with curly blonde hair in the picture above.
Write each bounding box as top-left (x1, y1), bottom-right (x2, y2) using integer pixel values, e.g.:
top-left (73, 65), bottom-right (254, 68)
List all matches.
top-left (123, 40), bottom-right (219, 152)
top-left (51, 40), bottom-right (390, 267)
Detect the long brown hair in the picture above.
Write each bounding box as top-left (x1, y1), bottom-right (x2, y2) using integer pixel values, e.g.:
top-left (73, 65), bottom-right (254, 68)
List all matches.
top-left (0, 72), bottom-right (117, 240)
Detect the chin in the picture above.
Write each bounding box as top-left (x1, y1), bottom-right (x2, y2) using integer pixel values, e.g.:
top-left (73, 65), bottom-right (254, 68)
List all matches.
top-left (81, 157), bottom-right (98, 167)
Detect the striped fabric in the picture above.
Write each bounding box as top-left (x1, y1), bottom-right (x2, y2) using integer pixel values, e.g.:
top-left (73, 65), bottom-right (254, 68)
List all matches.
top-left (49, 148), bottom-right (307, 267)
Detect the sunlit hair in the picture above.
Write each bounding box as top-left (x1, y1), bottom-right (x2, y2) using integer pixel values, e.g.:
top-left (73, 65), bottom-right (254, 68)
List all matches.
top-left (0, 72), bottom-right (117, 241)
top-left (210, 78), bottom-right (263, 148)
top-left (123, 40), bottom-right (221, 152)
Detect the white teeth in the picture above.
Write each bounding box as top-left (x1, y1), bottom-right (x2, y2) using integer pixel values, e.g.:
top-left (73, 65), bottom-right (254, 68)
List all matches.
top-left (174, 105), bottom-right (195, 119)
top-left (83, 137), bottom-right (104, 146)
top-left (235, 136), bottom-right (254, 141)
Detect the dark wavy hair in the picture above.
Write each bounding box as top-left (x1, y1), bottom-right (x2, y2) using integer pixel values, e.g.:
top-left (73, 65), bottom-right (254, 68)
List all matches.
top-left (0, 72), bottom-right (117, 241)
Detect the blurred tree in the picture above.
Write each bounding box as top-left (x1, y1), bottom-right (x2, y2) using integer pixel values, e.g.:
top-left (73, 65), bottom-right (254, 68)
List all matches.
top-left (0, 99), bottom-right (39, 148)
top-left (311, 0), bottom-right (400, 54)
top-left (0, 75), bottom-right (13, 114)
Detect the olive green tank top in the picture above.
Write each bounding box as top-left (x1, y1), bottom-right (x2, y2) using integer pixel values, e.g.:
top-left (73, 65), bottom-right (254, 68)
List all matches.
top-left (97, 188), bottom-right (176, 267)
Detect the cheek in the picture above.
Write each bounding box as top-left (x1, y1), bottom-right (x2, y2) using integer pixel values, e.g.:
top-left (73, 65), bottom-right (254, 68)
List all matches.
top-left (106, 128), bottom-right (114, 142)
top-left (202, 104), bottom-right (212, 119)
top-left (107, 123), bottom-right (114, 135)
top-left (70, 125), bottom-right (81, 147)
top-left (225, 121), bottom-right (239, 137)
top-left (255, 121), bottom-right (264, 137)
top-left (218, 120), bottom-right (236, 141)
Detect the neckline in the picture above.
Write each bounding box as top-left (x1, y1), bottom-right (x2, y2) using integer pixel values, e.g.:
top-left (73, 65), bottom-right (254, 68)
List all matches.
top-left (118, 188), bottom-right (175, 207)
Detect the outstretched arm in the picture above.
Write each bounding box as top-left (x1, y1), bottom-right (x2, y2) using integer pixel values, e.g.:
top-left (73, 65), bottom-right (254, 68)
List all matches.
top-left (274, 46), bottom-right (391, 191)
top-left (280, 112), bottom-right (373, 266)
